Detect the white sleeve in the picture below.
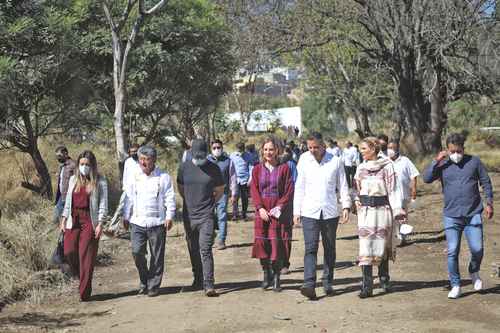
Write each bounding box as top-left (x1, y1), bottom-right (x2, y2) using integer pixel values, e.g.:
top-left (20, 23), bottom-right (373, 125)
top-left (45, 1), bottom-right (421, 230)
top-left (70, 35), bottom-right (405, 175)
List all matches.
top-left (123, 177), bottom-right (134, 220)
top-left (336, 159), bottom-right (351, 209)
top-left (407, 158), bottom-right (420, 178)
top-left (293, 158), bottom-right (306, 216)
top-left (387, 164), bottom-right (404, 215)
top-left (163, 174), bottom-right (176, 220)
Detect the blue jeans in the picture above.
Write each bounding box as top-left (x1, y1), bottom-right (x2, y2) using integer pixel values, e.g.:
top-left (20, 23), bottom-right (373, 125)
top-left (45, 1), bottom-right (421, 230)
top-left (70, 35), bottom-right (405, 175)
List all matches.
top-left (53, 198), bottom-right (65, 224)
top-left (302, 216), bottom-right (339, 288)
top-left (216, 192), bottom-right (228, 242)
top-left (443, 214), bottom-right (484, 287)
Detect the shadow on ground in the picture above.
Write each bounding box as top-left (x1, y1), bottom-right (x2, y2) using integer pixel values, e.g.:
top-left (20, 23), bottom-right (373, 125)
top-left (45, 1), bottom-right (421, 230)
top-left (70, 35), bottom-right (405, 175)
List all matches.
top-left (0, 309), bottom-right (112, 331)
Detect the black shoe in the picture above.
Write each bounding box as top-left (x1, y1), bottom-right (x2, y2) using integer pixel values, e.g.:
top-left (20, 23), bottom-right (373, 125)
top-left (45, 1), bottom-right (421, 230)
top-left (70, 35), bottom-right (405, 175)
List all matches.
top-left (148, 288), bottom-right (159, 297)
top-left (205, 288), bottom-right (218, 297)
top-left (182, 280), bottom-right (203, 292)
top-left (323, 284), bottom-right (335, 296)
top-left (380, 277), bottom-right (391, 293)
top-left (273, 273), bottom-right (282, 292)
top-left (358, 288), bottom-right (373, 299)
top-left (138, 287), bottom-right (148, 295)
top-left (260, 260), bottom-right (273, 290)
top-left (300, 286), bottom-right (317, 300)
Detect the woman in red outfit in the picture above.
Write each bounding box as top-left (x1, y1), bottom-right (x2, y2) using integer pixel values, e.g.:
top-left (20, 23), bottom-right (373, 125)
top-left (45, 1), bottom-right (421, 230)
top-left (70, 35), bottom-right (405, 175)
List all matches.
top-left (60, 150), bottom-right (108, 301)
top-left (250, 137), bottom-right (294, 292)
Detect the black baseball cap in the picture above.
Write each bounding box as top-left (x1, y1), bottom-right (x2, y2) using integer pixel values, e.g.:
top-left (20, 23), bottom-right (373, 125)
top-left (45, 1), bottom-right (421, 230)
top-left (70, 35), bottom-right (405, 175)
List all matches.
top-left (191, 139), bottom-right (208, 159)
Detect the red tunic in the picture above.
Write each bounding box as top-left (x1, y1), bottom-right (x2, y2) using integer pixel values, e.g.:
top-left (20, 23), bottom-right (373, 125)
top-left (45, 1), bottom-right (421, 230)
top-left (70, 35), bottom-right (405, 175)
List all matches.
top-left (250, 162), bottom-right (294, 261)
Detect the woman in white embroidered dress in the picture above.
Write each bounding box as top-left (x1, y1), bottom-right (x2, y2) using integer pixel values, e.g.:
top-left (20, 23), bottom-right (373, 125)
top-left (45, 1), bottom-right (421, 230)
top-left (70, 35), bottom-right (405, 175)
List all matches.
top-left (354, 137), bottom-right (405, 298)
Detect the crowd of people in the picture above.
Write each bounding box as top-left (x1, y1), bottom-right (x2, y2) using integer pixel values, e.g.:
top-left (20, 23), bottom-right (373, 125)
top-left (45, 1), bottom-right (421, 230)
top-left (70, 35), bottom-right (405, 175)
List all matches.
top-left (53, 131), bottom-right (493, 302)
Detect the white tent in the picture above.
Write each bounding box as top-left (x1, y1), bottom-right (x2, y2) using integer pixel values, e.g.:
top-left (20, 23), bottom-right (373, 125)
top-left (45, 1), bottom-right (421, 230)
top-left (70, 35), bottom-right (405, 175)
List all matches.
top-left (228, 107), bottom-right (302, 134)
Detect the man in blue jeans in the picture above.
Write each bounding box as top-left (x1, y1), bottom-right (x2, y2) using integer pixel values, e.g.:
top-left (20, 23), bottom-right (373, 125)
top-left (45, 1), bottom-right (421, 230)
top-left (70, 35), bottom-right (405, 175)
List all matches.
top-left (293, 132), bottom-right (351, 300)
top-left (423, 133), bottom-right (494, 299)
top-left (208, 139), bottom-right (237, 250)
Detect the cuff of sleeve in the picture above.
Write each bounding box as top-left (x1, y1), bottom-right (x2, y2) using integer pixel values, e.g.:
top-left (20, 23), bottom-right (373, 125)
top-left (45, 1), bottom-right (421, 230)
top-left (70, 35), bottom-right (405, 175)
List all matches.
top-left (165, 211), bottom-right (175, 220)
top-left (342, 202), bottom-right (352, 210)
top-left (392, 208), bottom-right (404, 216)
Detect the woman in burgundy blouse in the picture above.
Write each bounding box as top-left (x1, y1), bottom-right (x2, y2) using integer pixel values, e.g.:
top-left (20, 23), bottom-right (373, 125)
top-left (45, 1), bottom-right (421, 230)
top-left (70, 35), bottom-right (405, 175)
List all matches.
top-left (60, 150), bottom-right (108, 301)
top-left (250, 137), bottom-right (294, 292)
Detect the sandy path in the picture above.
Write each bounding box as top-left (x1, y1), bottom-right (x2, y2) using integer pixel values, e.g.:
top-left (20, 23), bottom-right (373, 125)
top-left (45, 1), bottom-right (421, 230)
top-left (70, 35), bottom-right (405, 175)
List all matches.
top-left (1, 176), bottom-right (499, 333)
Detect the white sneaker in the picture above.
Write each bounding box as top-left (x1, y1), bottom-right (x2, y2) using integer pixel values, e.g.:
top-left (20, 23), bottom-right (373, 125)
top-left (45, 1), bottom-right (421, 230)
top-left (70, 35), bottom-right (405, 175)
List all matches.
top-left (448, 286), bottom-right (461, 299)
top-left (471, 272), bottom-right (483, 291)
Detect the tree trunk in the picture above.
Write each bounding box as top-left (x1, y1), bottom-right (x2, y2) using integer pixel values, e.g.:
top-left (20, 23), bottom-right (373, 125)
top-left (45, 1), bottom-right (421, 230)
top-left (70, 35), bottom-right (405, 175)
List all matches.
top-left (428, 70), bottom-right (447, 153)
top-left (113, 86), bottom-right (128, 185)
top-left (397, 73), bottom-right (428, 154)
top-left (22, 145), bottom-right (53, 200)
top-left (391, 104), bottom-right (403, 144)
top-left (240, 112), bottom-right (249, 136)
top-left (359, 106), bottom-right (373, 137)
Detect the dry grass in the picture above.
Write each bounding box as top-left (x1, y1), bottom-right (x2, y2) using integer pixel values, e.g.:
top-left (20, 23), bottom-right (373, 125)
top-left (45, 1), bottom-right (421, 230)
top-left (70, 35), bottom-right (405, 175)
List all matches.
top-left (0, 198), bottom-right (66, 304)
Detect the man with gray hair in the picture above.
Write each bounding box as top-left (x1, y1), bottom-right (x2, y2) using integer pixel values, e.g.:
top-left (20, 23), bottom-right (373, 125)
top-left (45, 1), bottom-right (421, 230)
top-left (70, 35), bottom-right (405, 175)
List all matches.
top-left (123, 145), bottom-right (176, 297)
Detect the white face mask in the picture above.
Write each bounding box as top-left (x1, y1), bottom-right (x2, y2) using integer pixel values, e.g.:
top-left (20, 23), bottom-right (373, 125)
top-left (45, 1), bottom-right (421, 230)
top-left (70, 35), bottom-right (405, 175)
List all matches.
top-left (212, 149), bottom-right (222, 157)
top-left (79, 165), bottom-right (90, 176)
top-left (192, 158), bottom-right (207, 166)
top-left (449, 152), bottom-right (463, 164)
top-left (387, 149), bottom-right (398, 159)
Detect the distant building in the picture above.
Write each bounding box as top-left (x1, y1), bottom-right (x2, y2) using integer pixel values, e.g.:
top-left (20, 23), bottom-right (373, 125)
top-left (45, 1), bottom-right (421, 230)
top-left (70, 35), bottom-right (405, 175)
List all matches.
top-left (228, 107), bottom-right (302, 135)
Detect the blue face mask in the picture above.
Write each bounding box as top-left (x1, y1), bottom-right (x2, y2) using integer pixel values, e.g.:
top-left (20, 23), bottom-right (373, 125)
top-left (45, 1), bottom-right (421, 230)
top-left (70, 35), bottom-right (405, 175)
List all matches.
top-left (192, 158), bottom-right (207, 166)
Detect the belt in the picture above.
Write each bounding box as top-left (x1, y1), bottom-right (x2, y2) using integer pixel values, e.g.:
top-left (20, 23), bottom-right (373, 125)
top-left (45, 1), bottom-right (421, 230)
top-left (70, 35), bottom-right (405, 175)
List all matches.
top-left (359, 195), bottom-right (389, 207)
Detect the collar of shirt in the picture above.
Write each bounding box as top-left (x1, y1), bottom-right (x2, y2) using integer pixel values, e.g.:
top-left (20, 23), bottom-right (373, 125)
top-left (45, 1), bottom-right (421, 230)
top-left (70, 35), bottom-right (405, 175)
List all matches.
top-left (303, 151), bottom-right (332, 165)
top-left (294, 151), bottom-right (350, 219)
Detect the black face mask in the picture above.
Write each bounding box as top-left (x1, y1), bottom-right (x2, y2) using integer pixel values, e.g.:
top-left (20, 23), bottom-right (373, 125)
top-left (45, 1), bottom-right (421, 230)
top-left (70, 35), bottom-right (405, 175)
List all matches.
top-left (131, 153), bottom-right (138, 161)
top-left (57, 157), bottom-right (66, 164)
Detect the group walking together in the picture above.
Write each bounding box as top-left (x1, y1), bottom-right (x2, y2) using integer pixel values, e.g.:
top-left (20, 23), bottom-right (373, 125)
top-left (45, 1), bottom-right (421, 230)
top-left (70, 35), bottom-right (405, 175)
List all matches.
top-left (54, 131), bottom-right (493, 302)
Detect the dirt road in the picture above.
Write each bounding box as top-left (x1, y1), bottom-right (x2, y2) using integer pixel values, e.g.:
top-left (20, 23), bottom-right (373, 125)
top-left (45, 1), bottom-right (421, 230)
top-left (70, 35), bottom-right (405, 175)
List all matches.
top-left (1, 175), bottom-right (499, 333)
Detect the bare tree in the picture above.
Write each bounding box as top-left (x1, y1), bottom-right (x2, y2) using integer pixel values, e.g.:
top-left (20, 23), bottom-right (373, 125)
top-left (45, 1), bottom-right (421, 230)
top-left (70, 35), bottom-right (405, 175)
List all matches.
top-left (101, 0), bottom-right (169, 162)
top-left (350, 0), bottom-right (498, 152)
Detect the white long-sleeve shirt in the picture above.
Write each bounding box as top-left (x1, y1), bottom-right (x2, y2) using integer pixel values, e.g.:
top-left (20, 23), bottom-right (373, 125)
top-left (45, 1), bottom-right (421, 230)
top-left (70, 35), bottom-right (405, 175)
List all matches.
top-left (392, 155), bottom-right (419, 201)
top-left (343, 146), bottom-right (358, 167)
top-left (326, 146), bottom-right (342, 158)
top-left (122, 157), bottom-right (141, 191)
top-left (124, 167), bottom-right (176, 228)
top-left (293, 151), bottom-right (351, 220)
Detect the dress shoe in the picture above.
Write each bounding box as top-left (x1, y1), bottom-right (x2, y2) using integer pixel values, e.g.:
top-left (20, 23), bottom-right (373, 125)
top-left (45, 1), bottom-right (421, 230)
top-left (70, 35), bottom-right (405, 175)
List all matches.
top-left (300, 286), bottom-right (317, 300)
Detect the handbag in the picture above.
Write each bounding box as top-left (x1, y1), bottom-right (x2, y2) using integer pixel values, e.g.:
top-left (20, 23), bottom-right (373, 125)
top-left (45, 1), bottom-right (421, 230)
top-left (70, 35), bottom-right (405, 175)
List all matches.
top-left (50, 232), bottom-right (65, 266)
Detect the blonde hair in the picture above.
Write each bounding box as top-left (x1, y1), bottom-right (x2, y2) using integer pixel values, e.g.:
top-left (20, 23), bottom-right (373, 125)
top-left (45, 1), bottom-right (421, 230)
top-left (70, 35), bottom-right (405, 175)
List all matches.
top-left (361, 137), bottom-right (381, 154)
top-left (75, 150), bottom-right (98, 193)
top-left (259, 136), bottom-right (283, 162)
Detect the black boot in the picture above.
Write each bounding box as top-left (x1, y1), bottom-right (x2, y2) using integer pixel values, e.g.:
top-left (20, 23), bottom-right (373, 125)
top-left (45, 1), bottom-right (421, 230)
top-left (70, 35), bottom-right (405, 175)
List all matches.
top-left (272, 262), bottom-right (282, 292)
top-left (359, 265), bottom-right (373, 299)
top-left (260, 259), bottom-right (273, 290)
top-left (379, 259), bottom-right (391, 292)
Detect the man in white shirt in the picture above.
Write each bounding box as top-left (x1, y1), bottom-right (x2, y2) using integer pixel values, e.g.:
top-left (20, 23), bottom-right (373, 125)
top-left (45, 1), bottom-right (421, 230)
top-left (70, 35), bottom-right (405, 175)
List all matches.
top-left (123, 146), bottom-right (176, 297)
top-left (294, 132), bottom-right (351, 300)
top-left (106, 144), bottom-right (141, 234)
top-left (343, 141), bottom-right (358, 188)
top-left (387, 140), bottom-right (420, 244)
top-left (326, 139), bottom-right (342, 158)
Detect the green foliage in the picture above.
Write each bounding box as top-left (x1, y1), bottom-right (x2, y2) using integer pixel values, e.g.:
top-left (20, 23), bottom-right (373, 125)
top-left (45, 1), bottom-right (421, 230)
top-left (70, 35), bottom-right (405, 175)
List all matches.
top-left (301, 95), bottom-right (347, 137)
